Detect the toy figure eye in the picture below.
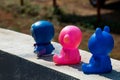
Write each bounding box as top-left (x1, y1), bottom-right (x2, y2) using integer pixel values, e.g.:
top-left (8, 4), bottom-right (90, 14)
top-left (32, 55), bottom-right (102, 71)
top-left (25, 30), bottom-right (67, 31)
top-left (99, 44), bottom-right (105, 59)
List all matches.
top-left (63, 34), bottom-right (70, 43)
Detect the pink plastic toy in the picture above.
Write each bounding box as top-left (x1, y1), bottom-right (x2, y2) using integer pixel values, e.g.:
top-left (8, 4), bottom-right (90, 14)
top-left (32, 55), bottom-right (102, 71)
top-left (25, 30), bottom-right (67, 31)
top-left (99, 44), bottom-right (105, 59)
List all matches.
top-left (53, 25), bottom-right (82, 65)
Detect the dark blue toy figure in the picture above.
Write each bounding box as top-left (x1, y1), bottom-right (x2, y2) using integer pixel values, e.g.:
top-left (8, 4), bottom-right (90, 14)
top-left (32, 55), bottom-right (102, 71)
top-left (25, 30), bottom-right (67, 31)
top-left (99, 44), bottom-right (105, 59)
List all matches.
top-left (31, 20), bottom-right (55, 57)
top-left (82, 26), bottom-right (114, 74)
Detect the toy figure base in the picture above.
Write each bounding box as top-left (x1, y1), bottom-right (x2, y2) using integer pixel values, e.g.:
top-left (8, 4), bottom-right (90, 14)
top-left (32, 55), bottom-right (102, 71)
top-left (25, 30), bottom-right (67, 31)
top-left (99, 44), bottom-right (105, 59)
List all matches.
top-left (82, 63), bottom-right (112, 74)
top-left (34, 43), bottom-right (54, 57)
top-left (82, 55), bottom-right (112, 74)
top-left (37, 53), bottom-right (54, 57)
top-left (53, 54), bottom-right (81, 65)
top-left (53, 48), bottom-right (81, 65)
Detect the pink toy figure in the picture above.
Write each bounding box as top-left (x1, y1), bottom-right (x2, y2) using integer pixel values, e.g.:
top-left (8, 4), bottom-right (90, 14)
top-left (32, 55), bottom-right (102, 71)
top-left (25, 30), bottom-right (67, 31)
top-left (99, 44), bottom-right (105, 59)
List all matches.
top-left (53, 25), bottom-right (82, 65)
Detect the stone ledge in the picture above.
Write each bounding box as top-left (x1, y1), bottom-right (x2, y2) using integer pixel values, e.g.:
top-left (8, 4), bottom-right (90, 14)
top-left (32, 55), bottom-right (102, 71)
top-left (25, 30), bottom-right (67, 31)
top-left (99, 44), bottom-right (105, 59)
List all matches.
top-left (0, 28), bottom-right (120, 80)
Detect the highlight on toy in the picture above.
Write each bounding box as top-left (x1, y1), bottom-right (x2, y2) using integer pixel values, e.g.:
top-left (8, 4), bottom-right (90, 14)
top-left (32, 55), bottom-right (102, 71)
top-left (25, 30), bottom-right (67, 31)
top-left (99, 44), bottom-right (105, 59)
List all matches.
top-left (53, 25), bottom-right (82, 65)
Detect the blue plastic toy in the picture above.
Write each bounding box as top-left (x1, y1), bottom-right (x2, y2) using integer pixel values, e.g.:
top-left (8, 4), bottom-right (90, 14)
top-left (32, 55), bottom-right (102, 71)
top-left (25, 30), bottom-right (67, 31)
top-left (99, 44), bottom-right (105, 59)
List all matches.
top-left (82, 26), bottom-right (114, 74)
top-left (31, 20), bottom-right (55, 57)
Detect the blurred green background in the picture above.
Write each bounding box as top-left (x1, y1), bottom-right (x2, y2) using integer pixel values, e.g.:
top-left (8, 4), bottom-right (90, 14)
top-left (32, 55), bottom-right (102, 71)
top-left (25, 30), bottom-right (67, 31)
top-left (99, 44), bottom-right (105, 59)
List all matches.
top-left (0, 0), bottom-right (120, 60)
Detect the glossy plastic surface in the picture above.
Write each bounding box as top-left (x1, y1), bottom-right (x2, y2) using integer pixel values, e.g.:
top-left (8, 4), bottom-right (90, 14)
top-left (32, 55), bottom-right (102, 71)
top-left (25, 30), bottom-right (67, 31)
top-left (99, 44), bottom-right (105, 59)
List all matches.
top-left (53, 25), bottom-right (82, 65)
top-left (31, 20), bottom-right (55, 57)
top-left (82, 26), bottom-right (114, 74)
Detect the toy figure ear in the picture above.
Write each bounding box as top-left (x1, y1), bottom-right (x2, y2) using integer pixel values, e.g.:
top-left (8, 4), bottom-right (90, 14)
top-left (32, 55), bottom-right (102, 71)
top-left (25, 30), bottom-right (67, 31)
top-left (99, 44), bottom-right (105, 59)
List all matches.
top-left (104, 26), bottom-right (110, 33)
top-left (63, 34), bottom-right (70, 43)
top-left (95, 28), bottom-right (102, 39)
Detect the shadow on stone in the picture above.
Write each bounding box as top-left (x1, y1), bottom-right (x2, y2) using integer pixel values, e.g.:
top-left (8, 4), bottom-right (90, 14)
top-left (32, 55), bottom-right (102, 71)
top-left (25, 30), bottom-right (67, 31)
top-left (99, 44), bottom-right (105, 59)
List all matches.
top-left (100, 70), bottom-right (120, 80)
top-left (69, 62), bottom-right (83, 71)
top-left (54, 62), bottom-right (83, 72)
top-left (38, 54), bottom-right (53, 62)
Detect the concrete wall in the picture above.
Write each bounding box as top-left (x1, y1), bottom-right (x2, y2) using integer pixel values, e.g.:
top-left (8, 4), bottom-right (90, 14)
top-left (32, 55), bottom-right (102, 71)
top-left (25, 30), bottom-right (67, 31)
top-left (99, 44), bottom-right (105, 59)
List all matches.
top-left (0, 50), bottom-right (78, 80)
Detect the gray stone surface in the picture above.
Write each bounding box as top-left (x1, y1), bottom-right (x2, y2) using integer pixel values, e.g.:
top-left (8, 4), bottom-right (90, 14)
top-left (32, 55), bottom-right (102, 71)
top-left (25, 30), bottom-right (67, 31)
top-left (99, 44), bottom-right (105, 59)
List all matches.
top-left (0, 28), bottom-right (120, 80)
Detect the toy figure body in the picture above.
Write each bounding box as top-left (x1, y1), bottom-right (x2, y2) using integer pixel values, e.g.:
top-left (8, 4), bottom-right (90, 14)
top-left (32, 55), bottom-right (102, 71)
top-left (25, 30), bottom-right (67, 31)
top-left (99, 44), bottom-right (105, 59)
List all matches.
top-left (31, 20), bottom-right (54, 57)
top-left (82, 26), bottom-right (114, 74)
top-left (53, 25), bottom-right (82, 65)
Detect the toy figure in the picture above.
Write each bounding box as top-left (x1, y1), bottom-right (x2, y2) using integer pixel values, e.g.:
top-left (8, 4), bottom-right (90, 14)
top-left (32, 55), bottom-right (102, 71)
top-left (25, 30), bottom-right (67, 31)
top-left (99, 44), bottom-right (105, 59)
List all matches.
top-left (82, 26), bottom-right (114, 74)
top-left (31, 20), bottom-right (55, 57)
top-left (53, 25), bottom-right (82, 65)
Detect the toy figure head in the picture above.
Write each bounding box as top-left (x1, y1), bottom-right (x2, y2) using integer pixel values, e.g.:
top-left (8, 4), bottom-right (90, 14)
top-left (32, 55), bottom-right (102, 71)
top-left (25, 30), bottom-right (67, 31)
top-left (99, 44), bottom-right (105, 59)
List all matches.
top-left (31, 20), bottom-right (54, 44)
top-left (59, 25), bottom-right (82, 49)
top-left (88, 26), bottom-right (114, 55)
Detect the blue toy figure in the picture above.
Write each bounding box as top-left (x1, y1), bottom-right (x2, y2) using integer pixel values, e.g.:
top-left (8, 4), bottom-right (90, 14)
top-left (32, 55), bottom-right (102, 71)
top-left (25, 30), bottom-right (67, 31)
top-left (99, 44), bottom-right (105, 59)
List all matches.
top-left (31, 20), bottom-right (55, 57)
top-left (82, 26), bottom-right (114, 74)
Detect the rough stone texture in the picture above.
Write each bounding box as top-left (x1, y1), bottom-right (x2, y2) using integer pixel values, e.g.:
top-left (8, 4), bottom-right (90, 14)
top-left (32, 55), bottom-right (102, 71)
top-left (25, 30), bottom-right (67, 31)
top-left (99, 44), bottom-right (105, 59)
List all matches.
top-left (0, 28), bottom-right (120, 80)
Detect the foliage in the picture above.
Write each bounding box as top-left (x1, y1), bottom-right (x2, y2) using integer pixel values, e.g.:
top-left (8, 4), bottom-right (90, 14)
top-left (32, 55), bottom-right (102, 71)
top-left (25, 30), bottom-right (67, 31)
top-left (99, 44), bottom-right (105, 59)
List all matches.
top-left (21, 4), bottom-right (40, 16)
top-left (0, 0), bottom-right (120, 60)
top-left (2, 2), bottom-right (40, 16)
